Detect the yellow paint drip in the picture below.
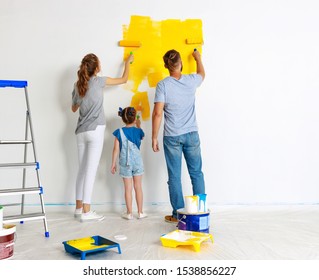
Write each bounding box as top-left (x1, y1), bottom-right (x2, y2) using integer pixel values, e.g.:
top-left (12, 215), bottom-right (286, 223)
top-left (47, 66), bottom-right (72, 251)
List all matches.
top-left (121, 15), bottom-right (203, 120)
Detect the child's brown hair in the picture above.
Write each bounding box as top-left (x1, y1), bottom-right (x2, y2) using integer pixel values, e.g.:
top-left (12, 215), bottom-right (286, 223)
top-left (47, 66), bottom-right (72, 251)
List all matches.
top-left (118, 107), bottom-right (136, 124)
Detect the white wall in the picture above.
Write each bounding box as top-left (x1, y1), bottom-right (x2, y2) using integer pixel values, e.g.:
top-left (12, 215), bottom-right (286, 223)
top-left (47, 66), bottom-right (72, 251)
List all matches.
top-left (1, 0), bottom-right (319, 209)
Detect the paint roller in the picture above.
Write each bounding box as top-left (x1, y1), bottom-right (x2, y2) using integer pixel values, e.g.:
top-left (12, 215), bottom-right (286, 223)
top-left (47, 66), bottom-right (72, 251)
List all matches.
top-left (185, 38), bottom-right (204, 45)
top-left (118, 40), bottom-right (142, 47)
top-left (185, 38), bottom-right (204, 51)
top-left (118, 40), bottom-right (142, 63)
top-left (135, 105), bottom-right (143, 119)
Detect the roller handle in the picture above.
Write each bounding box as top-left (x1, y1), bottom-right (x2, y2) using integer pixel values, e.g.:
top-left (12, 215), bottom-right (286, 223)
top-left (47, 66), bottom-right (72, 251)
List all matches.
top-left (130, 52), bottom-right (133, 64)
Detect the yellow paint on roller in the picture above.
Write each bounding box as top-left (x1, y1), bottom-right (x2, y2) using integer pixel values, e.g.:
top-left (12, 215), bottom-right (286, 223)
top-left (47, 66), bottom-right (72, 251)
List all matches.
top-left (186, 38), bottom-right (204, 45)
top-left (118, 40), bottom-right (142, 47)
top-left (121, 15), bottom-right (203, 120)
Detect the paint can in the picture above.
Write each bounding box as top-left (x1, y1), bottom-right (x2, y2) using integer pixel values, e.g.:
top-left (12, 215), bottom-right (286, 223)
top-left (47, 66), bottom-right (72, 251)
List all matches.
top-left (184, 195), bottom-right (199, 213)
top-left (0, 224), bottom-right (16, 260)
top-left (177, 208), bottom-right (210, 233)
top-left (0, 206), bottom-right (3, 230)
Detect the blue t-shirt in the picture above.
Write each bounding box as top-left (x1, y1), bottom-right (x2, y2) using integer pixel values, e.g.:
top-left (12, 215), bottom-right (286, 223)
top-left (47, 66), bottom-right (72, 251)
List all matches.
top-left (154, 74), bottom-right (203, 136)
top-left (113, 127), bottom-right (145, 151)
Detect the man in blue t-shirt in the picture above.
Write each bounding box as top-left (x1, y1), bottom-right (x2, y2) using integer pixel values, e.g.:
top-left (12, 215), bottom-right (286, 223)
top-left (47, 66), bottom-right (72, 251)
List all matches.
top-left (152, 49), bottom-right (206, 223)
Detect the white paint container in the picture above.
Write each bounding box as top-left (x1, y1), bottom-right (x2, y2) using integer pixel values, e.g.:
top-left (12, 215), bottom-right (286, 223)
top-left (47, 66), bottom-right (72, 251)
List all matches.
top-left (184, 195), bottom-right (199, 213)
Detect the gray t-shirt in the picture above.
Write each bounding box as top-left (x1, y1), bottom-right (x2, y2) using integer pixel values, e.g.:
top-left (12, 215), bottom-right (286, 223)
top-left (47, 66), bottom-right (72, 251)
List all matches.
top-left (72, 76), bottom-right (107, 134)
top-left (154, 74), bottom-right (203, 136)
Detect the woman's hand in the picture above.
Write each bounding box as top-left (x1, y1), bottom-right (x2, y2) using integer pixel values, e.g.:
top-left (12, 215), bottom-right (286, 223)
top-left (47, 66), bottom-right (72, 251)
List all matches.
top-left (126, 53), bottom-right (134, 64)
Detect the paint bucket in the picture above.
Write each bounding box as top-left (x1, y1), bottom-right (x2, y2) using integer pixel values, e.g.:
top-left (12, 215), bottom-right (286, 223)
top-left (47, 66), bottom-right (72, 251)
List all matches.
top-left (0, 224), bottom-right (16, 260)
top-left (177, 208), bottom-right (210, 233)
top-left (0, 206), bottom-right (3, 230)
top-left (184, 195), bottom-right (199, 213)
top-left (195, 194), bottom-right (207, 212)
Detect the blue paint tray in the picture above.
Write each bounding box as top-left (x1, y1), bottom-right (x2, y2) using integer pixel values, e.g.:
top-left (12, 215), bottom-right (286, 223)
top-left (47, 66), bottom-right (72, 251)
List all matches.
top-left (62, 235), bottom-right (121, 260)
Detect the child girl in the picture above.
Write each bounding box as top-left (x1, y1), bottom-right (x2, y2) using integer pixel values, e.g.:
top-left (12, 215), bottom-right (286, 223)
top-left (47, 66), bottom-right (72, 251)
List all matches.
top-left (111, 107), bottom-right (147, 220)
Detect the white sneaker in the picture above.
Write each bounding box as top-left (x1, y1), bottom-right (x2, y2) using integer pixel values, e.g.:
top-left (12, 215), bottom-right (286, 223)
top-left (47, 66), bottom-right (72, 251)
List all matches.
top-left (74, 208), bottom-right (82, 218)
top-left (122, 212), bottom-right (133, 220)
top-left (80, 211), bottom-right (105, 222)
top-left (138, 212), bottom-right (147, 219)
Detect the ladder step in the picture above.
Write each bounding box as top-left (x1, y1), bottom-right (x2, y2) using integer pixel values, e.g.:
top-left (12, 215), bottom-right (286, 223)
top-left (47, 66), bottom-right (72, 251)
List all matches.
top-left (3, 213), bottom-right (46, 223)
top-left (0, 140), bottom-right (32, 144)
top-left (0, 187), bottom-right (42, 196)
top-left (0, 162), bottom-right (39, 169)
top-left (0, 80), bottom-right (28, 88)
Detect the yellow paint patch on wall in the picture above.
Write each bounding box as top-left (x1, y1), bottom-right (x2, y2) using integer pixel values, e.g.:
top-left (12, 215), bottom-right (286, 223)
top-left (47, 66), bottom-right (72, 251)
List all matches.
top-left (121, 15), bottom-right (203, 120)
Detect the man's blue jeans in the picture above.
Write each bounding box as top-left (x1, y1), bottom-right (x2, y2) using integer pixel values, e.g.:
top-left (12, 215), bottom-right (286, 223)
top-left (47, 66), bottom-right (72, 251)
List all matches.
top-left (163, 131), bottom-right (205, 218)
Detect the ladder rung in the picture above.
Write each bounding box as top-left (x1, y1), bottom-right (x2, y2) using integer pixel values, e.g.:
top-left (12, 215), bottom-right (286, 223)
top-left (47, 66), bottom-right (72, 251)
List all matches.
top-left (0, 187), bottom-right (42, 196)
top-left (0, 162), bottom-right (39, 169)
top-left (3, 213), bottom-right (46, 223)
top-left (0, 140), bottom-right (32, 144)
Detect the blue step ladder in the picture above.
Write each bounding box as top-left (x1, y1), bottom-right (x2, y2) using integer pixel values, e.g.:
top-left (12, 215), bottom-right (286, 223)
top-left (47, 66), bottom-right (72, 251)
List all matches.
top-left (0, 80), bottom-right (49, 237)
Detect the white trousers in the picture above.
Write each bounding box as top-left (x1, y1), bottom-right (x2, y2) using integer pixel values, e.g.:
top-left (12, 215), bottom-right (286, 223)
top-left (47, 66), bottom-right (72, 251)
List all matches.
top-left (75, 125), bottom-right (105, 204)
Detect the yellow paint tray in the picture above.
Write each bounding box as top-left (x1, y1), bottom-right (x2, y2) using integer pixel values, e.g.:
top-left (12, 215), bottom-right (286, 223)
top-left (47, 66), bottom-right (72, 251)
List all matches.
top-left (62, 236), bottom-right (121, 260)
top-left (160, 230), bottom-right (213, 252)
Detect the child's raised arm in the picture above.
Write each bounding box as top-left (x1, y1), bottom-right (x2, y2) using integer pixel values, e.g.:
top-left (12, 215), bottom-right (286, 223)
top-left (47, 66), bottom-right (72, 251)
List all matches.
top-left (136, 115), bottom-right (141, 128)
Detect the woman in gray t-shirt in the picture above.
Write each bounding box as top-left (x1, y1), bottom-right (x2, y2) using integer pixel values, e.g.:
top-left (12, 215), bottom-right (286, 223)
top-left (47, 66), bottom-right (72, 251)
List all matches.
top-left (72, 53), bottom-right (133, 222)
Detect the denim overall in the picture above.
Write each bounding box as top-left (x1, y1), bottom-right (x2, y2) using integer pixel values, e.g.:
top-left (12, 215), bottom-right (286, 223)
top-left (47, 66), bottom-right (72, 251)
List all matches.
top-left (119, 128), bottom-right (144, 177)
